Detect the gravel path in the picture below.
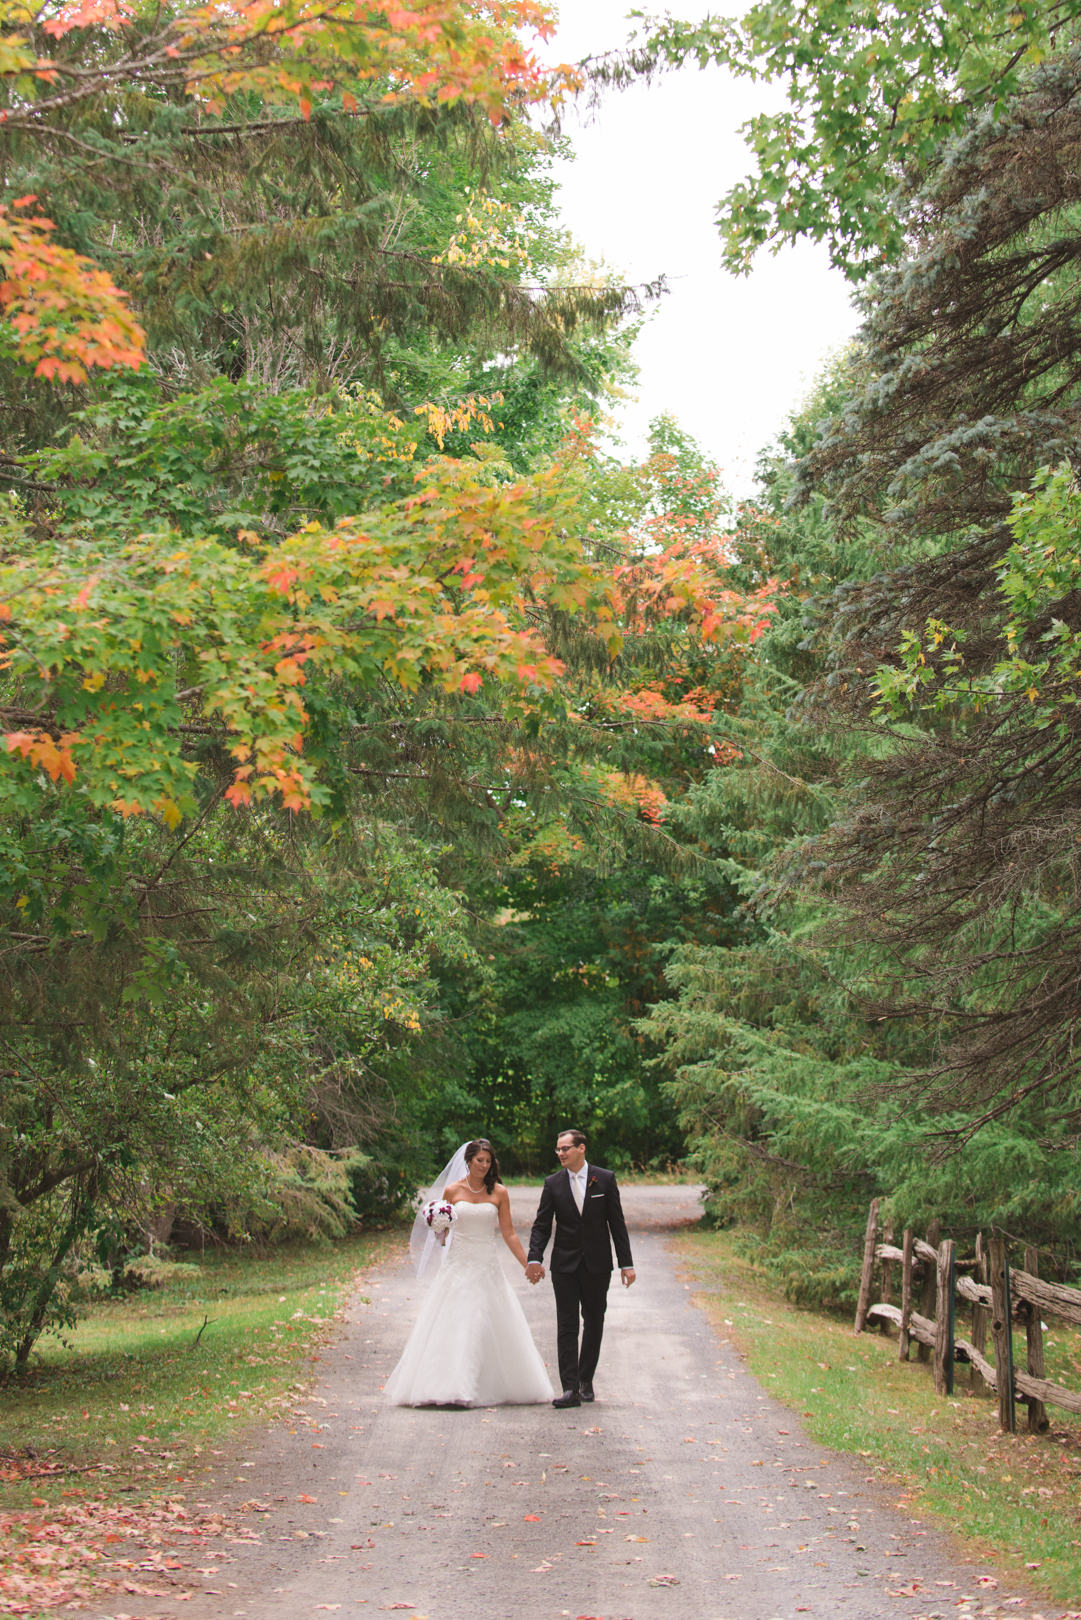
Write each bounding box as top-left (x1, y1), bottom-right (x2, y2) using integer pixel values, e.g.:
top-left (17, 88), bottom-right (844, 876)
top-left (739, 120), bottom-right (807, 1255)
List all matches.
top-left (141, 1185), bottom-right (1050, 1620)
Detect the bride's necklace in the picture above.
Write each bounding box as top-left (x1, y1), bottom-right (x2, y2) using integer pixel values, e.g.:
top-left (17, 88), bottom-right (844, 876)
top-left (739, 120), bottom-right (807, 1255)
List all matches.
top-left (466, 1172), bottom-right (486, 1194)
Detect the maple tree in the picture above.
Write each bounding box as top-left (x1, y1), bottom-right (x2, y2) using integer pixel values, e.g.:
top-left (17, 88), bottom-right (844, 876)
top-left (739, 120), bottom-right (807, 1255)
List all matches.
top-left (0, 196), bottom-right (143, 381)
top-left (0, 0), bottom-right (776, 1368)
top-left (0, 412), bottom-right (772, 827)
top-left (0, 370), bottom-right (776, 1363)
top-left (7, 0), bottom-right (574, 127)
top-left (602, 0), bottom-right (1081, 277)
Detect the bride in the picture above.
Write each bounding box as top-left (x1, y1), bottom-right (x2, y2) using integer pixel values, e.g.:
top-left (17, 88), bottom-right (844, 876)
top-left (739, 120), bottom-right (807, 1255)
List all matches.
top-left (384, 1138), bottom-right (554, 1408)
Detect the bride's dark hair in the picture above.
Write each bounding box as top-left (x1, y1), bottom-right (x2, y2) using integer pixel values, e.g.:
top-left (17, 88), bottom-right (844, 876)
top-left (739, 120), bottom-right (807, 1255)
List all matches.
top-left (464, 1138), bottom-right (500, 1194)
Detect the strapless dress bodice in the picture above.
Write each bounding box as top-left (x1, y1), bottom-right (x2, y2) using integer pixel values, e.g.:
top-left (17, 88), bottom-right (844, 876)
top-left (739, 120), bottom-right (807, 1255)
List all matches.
top-left (447, 1200), bottom-right (499, 1247)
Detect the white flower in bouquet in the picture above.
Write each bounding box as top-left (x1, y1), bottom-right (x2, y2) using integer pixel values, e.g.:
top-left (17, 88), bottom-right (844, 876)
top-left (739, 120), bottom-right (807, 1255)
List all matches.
top-left (423, 1199), bottom-right (456, 1235)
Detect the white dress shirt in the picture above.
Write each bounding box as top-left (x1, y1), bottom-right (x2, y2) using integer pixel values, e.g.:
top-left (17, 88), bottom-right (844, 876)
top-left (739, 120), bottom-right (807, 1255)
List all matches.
top-left (569, 1162), bottom-right (588, 1213)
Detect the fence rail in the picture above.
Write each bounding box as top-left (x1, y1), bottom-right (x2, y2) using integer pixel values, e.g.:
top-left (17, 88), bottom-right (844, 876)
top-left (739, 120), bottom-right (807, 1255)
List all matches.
top-left (853, 1200), bottom-right (1081, 1433)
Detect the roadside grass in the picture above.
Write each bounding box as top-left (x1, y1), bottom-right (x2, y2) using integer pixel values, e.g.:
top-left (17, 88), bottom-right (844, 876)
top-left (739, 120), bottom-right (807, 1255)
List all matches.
top-left (677, 1228), bottom-right (1081, 1611)
top-left (0, 1228), bottom-right (400, 1512)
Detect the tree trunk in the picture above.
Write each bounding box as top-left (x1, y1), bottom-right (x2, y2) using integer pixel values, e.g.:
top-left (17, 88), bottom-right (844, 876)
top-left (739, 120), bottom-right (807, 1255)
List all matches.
top-left (14, 1194), bottom-right (93, 1369)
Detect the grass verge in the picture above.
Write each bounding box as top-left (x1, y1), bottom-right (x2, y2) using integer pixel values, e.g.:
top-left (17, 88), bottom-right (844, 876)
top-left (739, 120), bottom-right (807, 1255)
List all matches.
top-left (677, 1228), bottom-right (1081, 1612)
top-left (0, 1228), bottom-right (400, 1510)
top-left (0, 1229), bottom-right (401, 1616)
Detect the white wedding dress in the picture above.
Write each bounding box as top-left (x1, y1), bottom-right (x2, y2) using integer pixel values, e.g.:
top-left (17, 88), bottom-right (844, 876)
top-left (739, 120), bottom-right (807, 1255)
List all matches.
top-left (384, 1201), bottom-right (554, 1407)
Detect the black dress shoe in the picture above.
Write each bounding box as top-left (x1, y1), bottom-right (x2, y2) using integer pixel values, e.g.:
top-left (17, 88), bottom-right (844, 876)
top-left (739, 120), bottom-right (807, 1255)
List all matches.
top-left (552, 1389), bottom-right (581, 1408)
top-left (579, 1385), bottom-right (595, 1403)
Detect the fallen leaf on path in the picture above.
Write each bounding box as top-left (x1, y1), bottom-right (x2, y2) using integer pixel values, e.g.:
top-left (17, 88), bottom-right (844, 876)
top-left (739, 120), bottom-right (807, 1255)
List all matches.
top-left (297, 1494), bottom-right (318, 1503)
top-left (470, 1553), bottom-right (489, 1559)
top-left (624, 1535), bottom-right (650, 1542)
top-left (530, 1562), bottom-right (553, 1573)
top-left (977, 1577), bottom-right (999, 1588)
top-left (316, 1607), bottom-right (342, 1612)
top-left (381, 1606), bottom-right (415, 1612)
top-left (523, 1514), bottom-right (541, 1521)
top-left (648, 1575), bottom-right (680, 1587)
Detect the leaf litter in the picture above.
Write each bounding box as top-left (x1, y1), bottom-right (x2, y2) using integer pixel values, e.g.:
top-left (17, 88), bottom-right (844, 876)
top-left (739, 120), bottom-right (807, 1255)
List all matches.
top-left (0, 1493), bottom-right (264, 1612)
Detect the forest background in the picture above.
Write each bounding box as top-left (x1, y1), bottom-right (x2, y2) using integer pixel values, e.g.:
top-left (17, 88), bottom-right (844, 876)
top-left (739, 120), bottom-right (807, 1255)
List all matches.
top-left (5, 0), bottom-right (1081, 1369)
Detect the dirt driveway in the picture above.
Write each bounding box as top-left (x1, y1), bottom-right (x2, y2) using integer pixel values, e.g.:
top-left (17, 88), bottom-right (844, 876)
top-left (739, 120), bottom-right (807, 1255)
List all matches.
top-left (137, 1185), bottom-right (1046, 1620)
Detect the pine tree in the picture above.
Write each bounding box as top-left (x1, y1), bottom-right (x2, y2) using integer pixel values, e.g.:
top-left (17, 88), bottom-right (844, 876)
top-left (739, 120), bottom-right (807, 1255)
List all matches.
top-left (782, 44), bottom-right (1081, 1140)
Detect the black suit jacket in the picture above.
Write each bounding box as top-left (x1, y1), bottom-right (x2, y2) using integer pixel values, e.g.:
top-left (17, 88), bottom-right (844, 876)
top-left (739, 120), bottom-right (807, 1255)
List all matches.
top-left (527, 1165), bottom-right (633, 1275)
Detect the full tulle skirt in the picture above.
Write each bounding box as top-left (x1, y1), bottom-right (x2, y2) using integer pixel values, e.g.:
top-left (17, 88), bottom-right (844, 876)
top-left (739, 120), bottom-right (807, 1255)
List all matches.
top-left (384, 1202), bottom-right (553, 1407)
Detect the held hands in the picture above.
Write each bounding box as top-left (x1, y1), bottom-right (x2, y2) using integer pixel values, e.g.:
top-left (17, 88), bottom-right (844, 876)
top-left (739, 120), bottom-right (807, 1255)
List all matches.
top-left (621, 1268), bottom-right (636, 1288)
top-left (524, 1261), bottom-right (545, 1284)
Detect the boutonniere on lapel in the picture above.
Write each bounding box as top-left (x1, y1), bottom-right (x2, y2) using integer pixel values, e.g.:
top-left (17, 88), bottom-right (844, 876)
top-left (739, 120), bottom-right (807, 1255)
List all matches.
top-left (588, 1175), bottom-right (598, 1188)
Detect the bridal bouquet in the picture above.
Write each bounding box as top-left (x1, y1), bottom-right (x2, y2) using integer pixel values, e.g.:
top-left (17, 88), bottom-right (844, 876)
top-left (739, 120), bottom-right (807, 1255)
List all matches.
top-left (422, 1199), bottom-right (456, 1234)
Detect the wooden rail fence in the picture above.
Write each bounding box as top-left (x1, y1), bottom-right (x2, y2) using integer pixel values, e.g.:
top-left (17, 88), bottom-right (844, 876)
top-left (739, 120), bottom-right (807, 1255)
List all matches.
top-left (853, 1199), bottom-right (1081, 1434)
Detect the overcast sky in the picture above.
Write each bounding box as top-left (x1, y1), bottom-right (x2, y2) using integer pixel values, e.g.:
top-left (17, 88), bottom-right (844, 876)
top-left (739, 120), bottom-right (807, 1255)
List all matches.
top-left (543, 2), bottom-right (859, 495)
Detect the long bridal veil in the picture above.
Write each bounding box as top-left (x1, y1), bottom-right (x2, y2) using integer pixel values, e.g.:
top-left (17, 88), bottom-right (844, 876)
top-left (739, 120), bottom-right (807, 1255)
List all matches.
top-left (409, 1142), bottom-right (469, 1280)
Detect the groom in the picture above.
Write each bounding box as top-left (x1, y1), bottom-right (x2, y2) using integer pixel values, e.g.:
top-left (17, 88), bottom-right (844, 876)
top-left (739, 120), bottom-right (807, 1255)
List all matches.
top-left (525, 1129), bottom-right (635, 1408)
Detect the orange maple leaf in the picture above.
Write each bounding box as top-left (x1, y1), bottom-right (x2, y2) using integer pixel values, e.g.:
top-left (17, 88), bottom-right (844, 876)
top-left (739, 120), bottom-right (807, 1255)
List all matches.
top-left (0, 200), bottom-right (144, 383)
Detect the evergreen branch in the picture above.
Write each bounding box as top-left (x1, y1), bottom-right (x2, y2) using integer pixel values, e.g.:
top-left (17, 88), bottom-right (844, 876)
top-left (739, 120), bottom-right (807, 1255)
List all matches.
top-left (34, 127), bottom-right (160, 171)
top-left (138, 786), bottom-right (228, 895)
top-left (177, 110), bottom-right (375, 136)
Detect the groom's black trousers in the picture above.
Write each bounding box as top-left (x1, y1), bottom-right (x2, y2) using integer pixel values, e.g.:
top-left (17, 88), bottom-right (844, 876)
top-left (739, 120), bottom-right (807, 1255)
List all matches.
top-left (552, 1263), bottom-right (611, 1392)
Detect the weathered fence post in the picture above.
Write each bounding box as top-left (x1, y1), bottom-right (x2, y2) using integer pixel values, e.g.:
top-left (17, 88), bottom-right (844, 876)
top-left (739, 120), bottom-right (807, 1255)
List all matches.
top-left (1023, 1244), bottom-right (1050, 1434)
top-left (971, 1232), bottom-right (989, 1395)
top-left (854, 1198), bottom-right (881, 1333)
top-left (918, 1218), bottom-right (941, 1363)
top-left (989, 1236), bottom-right (1016, 1433)
top-left (933, 1238), bottom-right (956, 1395)
top-left (899, 1228), bottom-right (914, 1362)
top-left (879, 1219), bottom-right (895, 1334)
